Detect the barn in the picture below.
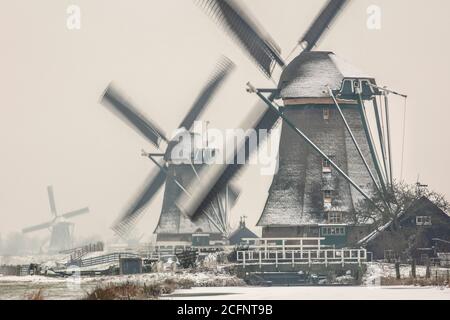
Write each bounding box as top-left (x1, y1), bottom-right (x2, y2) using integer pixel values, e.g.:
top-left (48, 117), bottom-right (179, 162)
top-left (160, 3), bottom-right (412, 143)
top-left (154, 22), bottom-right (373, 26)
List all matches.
top-left (359, 196), bottom-right (450, 262)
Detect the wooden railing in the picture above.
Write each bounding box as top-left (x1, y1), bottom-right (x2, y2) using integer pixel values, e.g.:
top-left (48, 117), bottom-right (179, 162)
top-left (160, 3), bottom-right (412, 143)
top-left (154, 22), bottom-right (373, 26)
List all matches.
top-left (237, 238), bottom-right (366, 268)
top-left (237, 248), bottom-right (367, 268)
top-left (68, 252), bottom-right (140, 268)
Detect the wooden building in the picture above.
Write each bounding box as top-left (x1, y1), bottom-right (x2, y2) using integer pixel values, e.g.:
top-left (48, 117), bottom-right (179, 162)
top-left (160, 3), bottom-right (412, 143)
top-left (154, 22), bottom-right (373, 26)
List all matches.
top-left (228, 218), bottom-right (258, 246)
top-left (257, 52), bottom-right (379, 248)
top-left (360, 197), bottom-right (450, 262)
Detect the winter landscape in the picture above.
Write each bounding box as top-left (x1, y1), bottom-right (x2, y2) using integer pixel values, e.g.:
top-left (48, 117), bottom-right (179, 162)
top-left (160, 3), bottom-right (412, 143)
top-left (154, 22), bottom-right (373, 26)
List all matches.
top-left (2, 0), bottom-right (450, 302)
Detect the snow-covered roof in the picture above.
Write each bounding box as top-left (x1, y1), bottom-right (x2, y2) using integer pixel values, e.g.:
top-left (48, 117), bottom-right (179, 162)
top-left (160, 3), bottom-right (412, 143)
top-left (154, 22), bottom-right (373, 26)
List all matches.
top-left (278, 51), bottom-right (374, 99)
top-left (358, 196), bottom-right (450, 245)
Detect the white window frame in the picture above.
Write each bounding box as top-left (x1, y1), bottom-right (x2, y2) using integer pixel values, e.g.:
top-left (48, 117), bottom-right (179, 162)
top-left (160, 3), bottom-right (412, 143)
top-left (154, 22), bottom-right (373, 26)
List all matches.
top-left (322, 158), bottom-right (332, 173)
top-left (416, 216), bottom-right (432, 226)
top-left (324, 190), bottom-right (333, 204)
top-left (328, 212), bottom-right (343, 224)
top-left (322, 227), bottom-right (346, 236)
top-left (323, 108), bottom-right (330, 120)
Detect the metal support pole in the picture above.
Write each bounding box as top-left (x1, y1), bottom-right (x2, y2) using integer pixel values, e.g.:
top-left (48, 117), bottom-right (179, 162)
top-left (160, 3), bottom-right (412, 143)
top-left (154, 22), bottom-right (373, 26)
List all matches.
top-left (372, 98), bottom-right (390, 185)
top-left (328, 88), bottom-right (386, 203)
top-left (248, 83), bottom-right (384, 213)
top-left (384, 92), bottom-right (394, 187)
top-left (357, 95), bottom-right (389, 197)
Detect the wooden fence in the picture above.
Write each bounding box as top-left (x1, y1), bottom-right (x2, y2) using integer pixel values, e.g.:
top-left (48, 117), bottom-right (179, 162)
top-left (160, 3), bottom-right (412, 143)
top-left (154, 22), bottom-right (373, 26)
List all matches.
top-left (69, 252), bottom-right (140, 268)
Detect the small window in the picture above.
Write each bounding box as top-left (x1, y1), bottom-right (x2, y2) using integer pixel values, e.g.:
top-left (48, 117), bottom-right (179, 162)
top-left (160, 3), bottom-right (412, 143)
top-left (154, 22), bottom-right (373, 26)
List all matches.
top-left (416, 216), bottom-right (432, 226)
top-left (322, 158), bottom-right (332, 173)
top-left (322, 227), bottom-right (345, 236)
top-left (324, 190), bottom-right (333, 204)
top-left (328, 212), bottom-right (343, 224)
top-left (323, 108), bottom-right (330, 120)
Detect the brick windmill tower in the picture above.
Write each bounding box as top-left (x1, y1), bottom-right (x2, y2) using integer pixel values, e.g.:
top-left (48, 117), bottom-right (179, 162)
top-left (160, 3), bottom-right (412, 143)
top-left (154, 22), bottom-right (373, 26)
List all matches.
top-left (177, 0), bottom-right (395, 248)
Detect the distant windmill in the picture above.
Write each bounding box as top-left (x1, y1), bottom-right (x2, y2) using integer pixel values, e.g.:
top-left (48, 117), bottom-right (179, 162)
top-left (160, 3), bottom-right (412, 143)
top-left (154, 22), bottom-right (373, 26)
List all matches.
top-left (22, 186), bottom-right (90, 252)
top-left (101, 57), bottom-right (239, 241)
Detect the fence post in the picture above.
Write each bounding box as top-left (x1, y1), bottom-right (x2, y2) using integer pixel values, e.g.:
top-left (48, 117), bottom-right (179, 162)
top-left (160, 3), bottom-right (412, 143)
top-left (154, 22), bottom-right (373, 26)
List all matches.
top-left (426, 257), bottom-right (431, 279)
top-left (411, 259), bottom-right (416, 279)
top-left (300, 239), bottom-right (303, 259)
top-left (292, 251), bottom-right (295, 268)
top-left (395, 262), bottom-right (401, 280)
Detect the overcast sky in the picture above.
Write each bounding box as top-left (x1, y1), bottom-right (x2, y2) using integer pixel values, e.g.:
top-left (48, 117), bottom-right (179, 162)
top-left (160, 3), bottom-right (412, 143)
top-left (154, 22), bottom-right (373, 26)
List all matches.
top-left (1, 0), bottom-right (449, 241)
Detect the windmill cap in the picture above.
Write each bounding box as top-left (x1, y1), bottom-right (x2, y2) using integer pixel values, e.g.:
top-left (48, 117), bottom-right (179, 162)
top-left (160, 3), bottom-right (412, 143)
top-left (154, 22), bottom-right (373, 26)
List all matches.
top-left (278, 51), bottom-right (376, 100)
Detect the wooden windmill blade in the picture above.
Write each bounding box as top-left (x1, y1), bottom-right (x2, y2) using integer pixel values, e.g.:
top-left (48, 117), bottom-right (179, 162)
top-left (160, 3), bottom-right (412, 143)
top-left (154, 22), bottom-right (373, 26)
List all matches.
top-left (299, 0), bottom-right (350, 51)
top-left (176, 97), bottom-right (280, 220)
top-left (112, 166), bottom-right (168, 238)
top-left (101, 85), bottom-right (169, 148)
top-left (178, 56), bottom-right (235, 130)
top-left (47, 185), bottom-right (57, 217)
top-left (62, 207), bottom-right (90, 220)
top-left (22, 221), bottom-right (53, 234)
top-left (195, 0), bottom-right (285, 78)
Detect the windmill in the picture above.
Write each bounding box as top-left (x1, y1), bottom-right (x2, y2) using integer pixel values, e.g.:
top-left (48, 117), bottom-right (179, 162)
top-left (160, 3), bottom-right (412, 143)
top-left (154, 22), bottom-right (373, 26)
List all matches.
top-left (175, 0), bottom-right (402, 245)
top-left (100, 57), bottom-right (239, 243)
top-left (22, 186), bottom-right (90, 252)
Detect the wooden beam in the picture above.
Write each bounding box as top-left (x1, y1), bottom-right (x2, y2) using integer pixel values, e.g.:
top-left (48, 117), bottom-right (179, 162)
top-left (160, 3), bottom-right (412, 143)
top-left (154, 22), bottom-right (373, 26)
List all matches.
top-left (283, 97), bottom-right (358, 106)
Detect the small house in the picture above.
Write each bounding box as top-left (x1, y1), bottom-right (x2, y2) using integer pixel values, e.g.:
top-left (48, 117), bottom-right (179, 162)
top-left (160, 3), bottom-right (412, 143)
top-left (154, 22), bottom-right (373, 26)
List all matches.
top-left (360, 196), bottom-right (450, 262)
top-left (228, 218), bottom-right (258, 246)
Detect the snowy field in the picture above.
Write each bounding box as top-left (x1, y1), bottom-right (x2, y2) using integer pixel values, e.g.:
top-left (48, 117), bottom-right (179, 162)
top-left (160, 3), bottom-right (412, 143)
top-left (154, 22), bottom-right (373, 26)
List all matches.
top-left (1, 262), bottom-right (449, 300)
top-left (166, 286), bottom-right (450, 300)
top-left (0, 272), bottom-right (244, 300)
top-left (2, 279), bottom-right (449, 300)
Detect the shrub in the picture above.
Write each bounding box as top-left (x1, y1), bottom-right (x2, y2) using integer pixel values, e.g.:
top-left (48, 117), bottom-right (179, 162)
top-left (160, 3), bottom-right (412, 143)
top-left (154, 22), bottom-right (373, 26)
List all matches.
top-left (27, 289), bottom-right (45, 300)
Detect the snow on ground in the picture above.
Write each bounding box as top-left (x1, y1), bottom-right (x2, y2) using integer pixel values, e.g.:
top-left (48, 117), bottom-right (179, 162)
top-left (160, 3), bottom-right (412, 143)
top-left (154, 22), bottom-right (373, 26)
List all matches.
top-left (0, 271), bottom-right (242, 286)
top-left (363, 262), bottom-right (450, 285)
top-left (0, 275), bottom-right (66, 283)
top-left (2, 260), bottom-right (450, 300)
top-left (166, 286), bottom-right (450, 300)
top-left (0, 254), bottom-right (69, 266)
top-left (0, 271), bottom-right (244, 300)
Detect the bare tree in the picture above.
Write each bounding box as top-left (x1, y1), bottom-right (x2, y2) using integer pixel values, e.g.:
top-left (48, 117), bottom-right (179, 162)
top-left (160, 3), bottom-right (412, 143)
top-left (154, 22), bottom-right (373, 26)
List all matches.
top-left (348, 181), bottom-right (449, 233)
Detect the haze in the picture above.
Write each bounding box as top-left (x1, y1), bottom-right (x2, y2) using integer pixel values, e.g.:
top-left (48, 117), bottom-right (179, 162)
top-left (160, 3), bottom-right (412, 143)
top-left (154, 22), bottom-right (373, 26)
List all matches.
top-left (1, 0), bottom-right (449, 241)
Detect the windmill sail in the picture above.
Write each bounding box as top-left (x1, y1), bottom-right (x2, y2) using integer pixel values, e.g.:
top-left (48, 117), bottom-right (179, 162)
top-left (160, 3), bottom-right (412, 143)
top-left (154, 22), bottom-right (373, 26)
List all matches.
top-left (22, 186), bottom-right (90, 252)
top-left (105, 58), bottom-right (235, 237)
top-left (195, 0), bottom-right (285, 77)
top-left (62, 207), bottom-right (90, 219)
top-left (47, 185), bottom-right (57, 216)
top-left (22, 221), bottom-right (53, 234)
top-left (102, 86), bottom-right (169, 148)
top-left (176, 99), bottom-right (279, 219)
top-left (112, 166), bottom-right (167, 237)
top-left (299, 0), bottom-right (350, 51)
